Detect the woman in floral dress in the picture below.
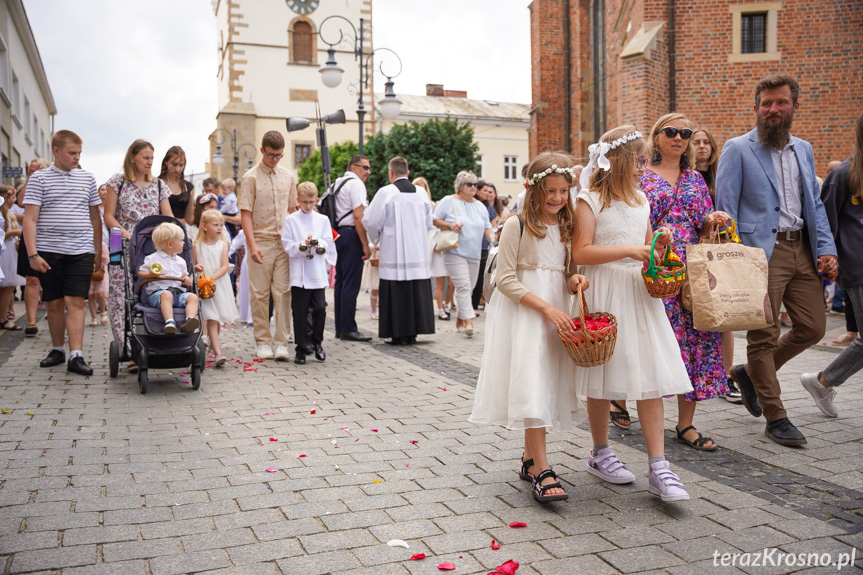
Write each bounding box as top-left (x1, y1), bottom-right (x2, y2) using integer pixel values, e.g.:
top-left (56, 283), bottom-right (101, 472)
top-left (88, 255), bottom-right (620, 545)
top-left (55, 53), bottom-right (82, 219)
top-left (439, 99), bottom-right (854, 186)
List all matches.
top-left (620, 113), bottom-right (730, 450)
top-left (103, 139), bottom-right (172, 370)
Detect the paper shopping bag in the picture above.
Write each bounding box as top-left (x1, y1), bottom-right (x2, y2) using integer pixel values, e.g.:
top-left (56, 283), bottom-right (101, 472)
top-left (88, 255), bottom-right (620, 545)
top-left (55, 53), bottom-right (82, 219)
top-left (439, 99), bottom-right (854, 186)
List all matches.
top-left (685, 240), bottom-right (773, 332)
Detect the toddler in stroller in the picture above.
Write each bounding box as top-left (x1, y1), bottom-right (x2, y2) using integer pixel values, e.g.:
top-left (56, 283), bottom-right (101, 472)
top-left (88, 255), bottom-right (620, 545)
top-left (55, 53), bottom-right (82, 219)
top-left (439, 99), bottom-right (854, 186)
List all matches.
top-left (139, 222), bottom-right (201, 333)
top-left (108, 215), bottom-right (205, 394)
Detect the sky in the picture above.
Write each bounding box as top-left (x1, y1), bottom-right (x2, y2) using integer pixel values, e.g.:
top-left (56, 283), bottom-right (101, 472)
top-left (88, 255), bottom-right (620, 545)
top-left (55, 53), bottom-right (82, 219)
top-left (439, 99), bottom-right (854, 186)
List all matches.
top-left (24, 0), bottom-right (531, 185)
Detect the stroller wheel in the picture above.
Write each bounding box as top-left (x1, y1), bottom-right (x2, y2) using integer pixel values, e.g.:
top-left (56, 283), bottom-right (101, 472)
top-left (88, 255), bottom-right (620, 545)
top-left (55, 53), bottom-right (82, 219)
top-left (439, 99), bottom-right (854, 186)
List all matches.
top-left (109, 341), bottom-right (119, 378)
top-left (191, 365), bottom-right (202, 390)
top-left (138, 369), bottom-right (148, 394)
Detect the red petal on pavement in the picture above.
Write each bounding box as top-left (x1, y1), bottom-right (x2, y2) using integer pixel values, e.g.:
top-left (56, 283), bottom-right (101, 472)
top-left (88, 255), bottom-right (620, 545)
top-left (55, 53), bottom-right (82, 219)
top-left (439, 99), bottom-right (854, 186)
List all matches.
top-left (371, 428), bottom-right (379, 432)
top-left (410, 553), bottom-right (426, 561)
top-left (298, 454), bottom-right (306, 457)
top-left (491, 540), bottom-right (501, 550)
top-left (410, 440), bottom-right (418, 444)
top-left (269, 438), bottom-right (277, 442)
top-left (436, 563), bottom-right (456, 571)
top-left (495, 559), bottom-right (520, 575)
top-left (508, 522), bottom-right (527, 528)
top-left (310, 410), bottom-right (316, 414)
top-left (265, 467), bottom-right (278, 472)
top-left (442, 387), bottom-right (447, 391)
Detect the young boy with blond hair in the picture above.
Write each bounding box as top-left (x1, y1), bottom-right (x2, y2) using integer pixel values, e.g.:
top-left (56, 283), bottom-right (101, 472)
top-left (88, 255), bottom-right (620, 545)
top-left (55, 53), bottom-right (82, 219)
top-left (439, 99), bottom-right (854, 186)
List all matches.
top-left (138, 222), bottom-right (200, 334)
top-left (281, 181), bottom-right (336, 364)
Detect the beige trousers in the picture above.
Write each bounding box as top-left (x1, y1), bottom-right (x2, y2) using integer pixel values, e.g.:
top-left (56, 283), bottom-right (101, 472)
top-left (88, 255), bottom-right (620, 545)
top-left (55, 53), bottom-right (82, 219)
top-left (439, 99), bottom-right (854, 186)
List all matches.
top-left (246, 237), bottom-right (292, 346)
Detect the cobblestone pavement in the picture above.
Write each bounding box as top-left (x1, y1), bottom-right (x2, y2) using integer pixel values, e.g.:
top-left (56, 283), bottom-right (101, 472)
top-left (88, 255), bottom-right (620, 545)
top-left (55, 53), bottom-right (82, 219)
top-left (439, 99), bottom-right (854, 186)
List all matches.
top-left (0, 294), bottom-right (861, 574)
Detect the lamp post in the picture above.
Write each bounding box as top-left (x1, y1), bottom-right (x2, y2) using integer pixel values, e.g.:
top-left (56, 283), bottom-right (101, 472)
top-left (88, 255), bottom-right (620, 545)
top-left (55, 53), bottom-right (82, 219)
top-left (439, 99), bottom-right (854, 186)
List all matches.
top-left (210, 128), bottom-right (257, 181)
top-left (317, 16), bottom-right (403, 155)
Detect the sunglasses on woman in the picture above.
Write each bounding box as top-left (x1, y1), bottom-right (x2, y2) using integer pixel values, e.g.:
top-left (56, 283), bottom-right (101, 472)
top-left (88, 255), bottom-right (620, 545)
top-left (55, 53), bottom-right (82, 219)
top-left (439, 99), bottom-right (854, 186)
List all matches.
top-left (658, 127), bottom-right (693, 139)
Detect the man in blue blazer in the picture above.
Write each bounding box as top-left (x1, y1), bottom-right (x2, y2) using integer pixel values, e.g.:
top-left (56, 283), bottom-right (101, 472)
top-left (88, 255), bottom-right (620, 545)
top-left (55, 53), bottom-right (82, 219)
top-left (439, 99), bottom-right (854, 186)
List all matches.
top-left (716, 74), bottom-right (838, 447)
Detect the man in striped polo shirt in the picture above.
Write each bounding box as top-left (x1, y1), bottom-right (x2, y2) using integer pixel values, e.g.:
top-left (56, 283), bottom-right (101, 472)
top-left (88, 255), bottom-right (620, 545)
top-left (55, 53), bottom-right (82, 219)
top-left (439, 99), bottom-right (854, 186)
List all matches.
top-left (23, 130), bottom-right (102, 376)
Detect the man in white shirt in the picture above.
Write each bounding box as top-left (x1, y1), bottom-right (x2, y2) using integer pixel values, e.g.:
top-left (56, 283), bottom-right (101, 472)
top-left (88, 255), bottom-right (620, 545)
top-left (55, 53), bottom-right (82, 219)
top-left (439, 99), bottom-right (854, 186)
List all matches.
top-left (363, 157), bottom-right (435, 345)
top-left (333, 155), bottom-right (372, 342)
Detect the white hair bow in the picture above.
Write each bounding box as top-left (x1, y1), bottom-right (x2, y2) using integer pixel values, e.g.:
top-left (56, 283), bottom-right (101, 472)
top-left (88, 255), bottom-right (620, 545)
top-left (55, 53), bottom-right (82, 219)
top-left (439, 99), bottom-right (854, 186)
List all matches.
top-left (579, 142), bottom-right (611, 191)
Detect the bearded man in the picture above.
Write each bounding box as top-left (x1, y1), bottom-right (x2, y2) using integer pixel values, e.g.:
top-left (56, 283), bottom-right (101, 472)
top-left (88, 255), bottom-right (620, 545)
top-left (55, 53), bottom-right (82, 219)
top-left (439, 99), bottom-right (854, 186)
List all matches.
top-left (716, 74), bottom-right (838, 447)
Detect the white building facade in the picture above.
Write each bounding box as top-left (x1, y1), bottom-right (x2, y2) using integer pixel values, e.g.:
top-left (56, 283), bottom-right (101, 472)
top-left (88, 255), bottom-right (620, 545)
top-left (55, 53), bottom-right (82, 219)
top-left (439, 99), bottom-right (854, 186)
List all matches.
top-left (210, 0), bottom-right (528, 199)
top-left (0, 0), bottom-right (57, 183)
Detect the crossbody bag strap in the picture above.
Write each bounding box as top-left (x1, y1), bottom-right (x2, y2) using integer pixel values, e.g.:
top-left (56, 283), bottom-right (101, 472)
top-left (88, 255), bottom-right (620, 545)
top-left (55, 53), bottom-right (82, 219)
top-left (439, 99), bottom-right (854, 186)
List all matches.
top-left (334, 178), bottom-right (352, 226)
top-left (451, 196), bottom-right (459, 225)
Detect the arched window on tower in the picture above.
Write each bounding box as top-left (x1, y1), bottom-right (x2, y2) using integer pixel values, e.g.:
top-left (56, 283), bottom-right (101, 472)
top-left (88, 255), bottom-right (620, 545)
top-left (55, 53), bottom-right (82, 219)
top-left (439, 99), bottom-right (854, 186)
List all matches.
top-left (290, 20), bottom-right (314, 64)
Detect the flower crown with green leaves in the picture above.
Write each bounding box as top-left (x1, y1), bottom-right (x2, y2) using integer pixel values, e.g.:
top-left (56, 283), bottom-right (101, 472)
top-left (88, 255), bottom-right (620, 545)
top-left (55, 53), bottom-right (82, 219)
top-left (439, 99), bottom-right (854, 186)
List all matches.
top-left (525, 164), bottom-right (575, 187)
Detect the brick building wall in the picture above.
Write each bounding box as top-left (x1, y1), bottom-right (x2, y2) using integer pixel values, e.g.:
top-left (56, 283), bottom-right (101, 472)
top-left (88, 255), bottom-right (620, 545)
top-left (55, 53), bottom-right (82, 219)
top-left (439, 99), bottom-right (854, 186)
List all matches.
top-left (530, 0), bottom-right (863, 178)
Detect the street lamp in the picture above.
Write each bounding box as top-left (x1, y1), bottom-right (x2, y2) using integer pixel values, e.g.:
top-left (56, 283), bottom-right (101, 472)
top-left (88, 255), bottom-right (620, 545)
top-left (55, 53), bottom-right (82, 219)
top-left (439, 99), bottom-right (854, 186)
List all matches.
top-left (318, 16), bottom-right (403, 154)
top-left (286, 103), bottom-right (346, 191)
top-left (209, 128), bottom-right (256, 181)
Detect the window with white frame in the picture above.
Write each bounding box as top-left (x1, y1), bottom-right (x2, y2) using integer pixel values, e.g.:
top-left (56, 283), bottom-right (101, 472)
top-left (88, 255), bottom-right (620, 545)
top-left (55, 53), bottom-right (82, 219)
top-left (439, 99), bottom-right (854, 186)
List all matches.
top-left (475, 154), bottom-right (484, 179)
top-left (24, 96), bottom-right (31, 137)
top-left (34, 117), bottom-right (39, 152)
top-left (11, 71), bottom-right (20, 119)
top-left (0, 35), bottom-right (9, 103)
top-left (503, 156), bottom-right (518, 181)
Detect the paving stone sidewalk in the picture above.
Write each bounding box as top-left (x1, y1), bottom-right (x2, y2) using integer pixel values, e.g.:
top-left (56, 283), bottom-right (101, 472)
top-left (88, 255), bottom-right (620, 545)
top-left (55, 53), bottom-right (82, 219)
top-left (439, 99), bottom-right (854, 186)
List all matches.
top-left (0, 294), bottom-right (861, 574)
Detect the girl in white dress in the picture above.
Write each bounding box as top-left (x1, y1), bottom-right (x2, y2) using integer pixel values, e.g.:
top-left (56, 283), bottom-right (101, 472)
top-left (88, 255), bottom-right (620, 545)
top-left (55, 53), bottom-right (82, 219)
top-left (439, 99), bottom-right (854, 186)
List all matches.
top-left (572, 125), bottom-right (693, 502)
top-left (193, 210), bottom-right (238, 367)
top-left (470, 152), bottom-right (589, 504)
top-left (229, 229), bottom-right (252, 324)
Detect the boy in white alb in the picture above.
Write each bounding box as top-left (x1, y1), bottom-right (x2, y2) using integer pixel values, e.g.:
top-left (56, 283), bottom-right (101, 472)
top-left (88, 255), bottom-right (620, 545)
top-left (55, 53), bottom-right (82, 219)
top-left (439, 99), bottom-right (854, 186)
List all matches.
top-left (281, 182), bottom-right (337, 364)
top-left (138, 222), bottom-right (201, 334)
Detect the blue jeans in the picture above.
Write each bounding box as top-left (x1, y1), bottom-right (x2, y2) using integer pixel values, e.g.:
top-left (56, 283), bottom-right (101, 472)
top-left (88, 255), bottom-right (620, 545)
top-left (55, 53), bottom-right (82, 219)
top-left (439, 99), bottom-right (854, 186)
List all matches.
top-left (823, 285), bottom-right (863, 387)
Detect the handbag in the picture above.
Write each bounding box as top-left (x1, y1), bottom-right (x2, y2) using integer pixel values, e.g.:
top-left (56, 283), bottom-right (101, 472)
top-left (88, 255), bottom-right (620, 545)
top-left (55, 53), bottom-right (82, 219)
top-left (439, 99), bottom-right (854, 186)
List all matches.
top-left (679, 221), bottom-right (740, 311)
top-left (434, 197), bottom-right (460, 253)
top-left (685, 219), bottom-right (772, 331)
top-left (91, 263), bottom-right (105, 282)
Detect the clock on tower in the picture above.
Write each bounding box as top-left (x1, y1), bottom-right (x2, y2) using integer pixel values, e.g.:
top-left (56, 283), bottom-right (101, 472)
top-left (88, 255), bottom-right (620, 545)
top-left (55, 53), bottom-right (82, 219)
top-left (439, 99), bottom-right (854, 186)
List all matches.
top-left (287, 0), bottom-right (319, 15)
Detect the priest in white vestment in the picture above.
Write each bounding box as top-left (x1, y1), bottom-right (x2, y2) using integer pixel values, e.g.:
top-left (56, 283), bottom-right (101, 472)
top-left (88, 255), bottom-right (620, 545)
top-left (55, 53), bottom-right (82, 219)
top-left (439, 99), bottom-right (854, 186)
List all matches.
top-left (362, 157), bottom-right (435, 345)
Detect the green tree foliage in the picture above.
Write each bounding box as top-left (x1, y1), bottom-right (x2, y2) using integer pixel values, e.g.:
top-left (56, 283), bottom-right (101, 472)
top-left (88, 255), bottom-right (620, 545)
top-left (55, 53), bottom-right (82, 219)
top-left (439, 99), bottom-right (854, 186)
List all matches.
top-left (365, 117), bottom-right (479, 201)
top-left (298, 117), bottom-right (478, 201)
top-left (296, 140), bottom-right (359, 194)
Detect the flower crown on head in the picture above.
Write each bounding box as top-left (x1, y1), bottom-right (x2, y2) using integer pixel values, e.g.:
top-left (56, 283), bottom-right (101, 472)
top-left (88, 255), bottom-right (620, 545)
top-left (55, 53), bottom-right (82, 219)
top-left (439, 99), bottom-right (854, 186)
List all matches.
top-left (525, 164), bottom-right (575, 187)
top-left (578, 130), bottom-right (643, 190)
top-left (198, 193), bottom-right (217, 205)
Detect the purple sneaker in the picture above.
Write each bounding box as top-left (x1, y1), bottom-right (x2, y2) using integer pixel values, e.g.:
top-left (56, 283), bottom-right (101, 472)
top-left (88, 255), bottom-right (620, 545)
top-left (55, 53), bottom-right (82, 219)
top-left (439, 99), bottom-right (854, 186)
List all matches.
top-left (587, 447), bottom-right (635, 484)
top-left (648, 461), bottom-right (689, 502)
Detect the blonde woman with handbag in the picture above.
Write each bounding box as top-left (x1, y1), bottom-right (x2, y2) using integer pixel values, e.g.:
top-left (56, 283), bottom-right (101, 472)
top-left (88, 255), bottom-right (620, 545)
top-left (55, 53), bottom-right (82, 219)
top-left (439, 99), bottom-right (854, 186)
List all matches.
top-left (432, 171), bottom-right (494, 336)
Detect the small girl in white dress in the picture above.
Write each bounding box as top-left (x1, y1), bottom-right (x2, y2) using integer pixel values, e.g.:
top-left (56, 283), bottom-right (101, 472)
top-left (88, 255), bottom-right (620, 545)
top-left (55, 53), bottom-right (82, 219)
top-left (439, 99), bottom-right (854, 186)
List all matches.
top-left (470, 152), bottom-right (589, 504)
top-left (194, 209), bottom-right (238, 366)
top-left (572, 125), bottom-right (693, 502)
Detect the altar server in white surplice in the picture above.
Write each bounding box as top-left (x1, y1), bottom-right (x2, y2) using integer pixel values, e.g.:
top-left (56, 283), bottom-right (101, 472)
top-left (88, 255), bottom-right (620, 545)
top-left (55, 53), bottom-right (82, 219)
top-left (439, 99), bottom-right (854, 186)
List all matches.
top-left (363, 156), bottom-right (435, 345)
top-left (281, 182), bottom-right (337, 364)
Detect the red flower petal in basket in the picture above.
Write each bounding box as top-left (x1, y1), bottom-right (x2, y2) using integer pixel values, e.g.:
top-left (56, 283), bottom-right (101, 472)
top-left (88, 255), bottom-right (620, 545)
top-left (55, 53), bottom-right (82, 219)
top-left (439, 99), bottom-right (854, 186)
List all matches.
top-left (491, 539), bottom-right (501, 550)
top-left (410, 553), bottom-right (426, 560)
top-left (436, 562), bottom-right (456, 570)
top-left (508, 521), bottom-right (527, 528)
top-left (495, 559), bottom-right (520, 575)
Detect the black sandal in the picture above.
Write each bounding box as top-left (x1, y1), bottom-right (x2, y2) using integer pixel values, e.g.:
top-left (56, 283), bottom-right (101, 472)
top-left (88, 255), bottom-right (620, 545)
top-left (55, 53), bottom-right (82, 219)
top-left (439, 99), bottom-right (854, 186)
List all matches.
top-left (517, 455), bottom-right (534, 482)
top-left (609, 400), bottom-right (631, 429)
top-left (532, 469), bottom-right (568, 503)
top-left (1, 321), bottom-right (22, 331)
top-left (673, 425), bottom-right (717, 451)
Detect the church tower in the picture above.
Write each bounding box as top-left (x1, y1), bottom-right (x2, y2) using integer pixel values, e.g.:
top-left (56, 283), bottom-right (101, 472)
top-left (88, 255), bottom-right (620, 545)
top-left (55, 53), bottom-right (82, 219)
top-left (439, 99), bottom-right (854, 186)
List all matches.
top-left (211, 0), bottom-right (374, 181)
